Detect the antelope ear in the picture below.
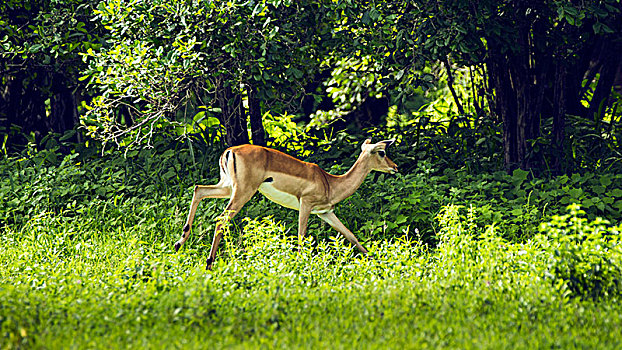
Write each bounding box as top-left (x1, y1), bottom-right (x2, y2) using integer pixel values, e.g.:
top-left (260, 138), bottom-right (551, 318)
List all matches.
top-left (361, 138), bottom-right (372, 151)
top-left (379, 139), bottom-right (395, 148)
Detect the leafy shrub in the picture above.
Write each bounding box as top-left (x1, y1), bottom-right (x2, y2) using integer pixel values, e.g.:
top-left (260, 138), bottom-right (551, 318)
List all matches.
top-left (430, 204), bottom-right (549, 297)
top-left (539, 204), bottom-right (622, 300)
top-left (0, 138), bottom-right (218, 230)
top-left (334, 161), bottom-right (622, 248)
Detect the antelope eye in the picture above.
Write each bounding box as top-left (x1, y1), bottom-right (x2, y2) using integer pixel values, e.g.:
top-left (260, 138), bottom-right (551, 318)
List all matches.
top-left (378, 150), bottom-right (386, 157)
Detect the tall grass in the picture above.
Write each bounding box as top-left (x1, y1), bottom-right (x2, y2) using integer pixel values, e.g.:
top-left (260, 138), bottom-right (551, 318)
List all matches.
top-left (2, 202), bottom-right (621, 348)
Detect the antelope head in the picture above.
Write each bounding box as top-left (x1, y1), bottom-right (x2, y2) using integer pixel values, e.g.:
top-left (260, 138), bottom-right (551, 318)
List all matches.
top-left (360, 138), bottom-right (398, 174)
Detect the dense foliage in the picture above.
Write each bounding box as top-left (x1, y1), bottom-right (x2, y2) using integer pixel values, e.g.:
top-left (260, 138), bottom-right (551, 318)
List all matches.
top-left (3, 136), bottom-right (622, 243)
top-left (3, 0), bottom-right (621, 171)
top-left (1, 130), bottom-right (621, 348)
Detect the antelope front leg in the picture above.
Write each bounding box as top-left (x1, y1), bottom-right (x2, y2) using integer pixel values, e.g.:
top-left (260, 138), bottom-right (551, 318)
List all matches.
top-left (175, 184), bottom-right (231, 252)
top-left (297, 201), bottom-right (312, 251)
top-left (317, 211), bottom-right (368, 254)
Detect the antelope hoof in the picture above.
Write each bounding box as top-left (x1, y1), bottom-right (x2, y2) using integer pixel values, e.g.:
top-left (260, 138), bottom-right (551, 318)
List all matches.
top-left (174, 241), bottom-right (182, 252)
top-left (205, 258), bottom-right (214, 270)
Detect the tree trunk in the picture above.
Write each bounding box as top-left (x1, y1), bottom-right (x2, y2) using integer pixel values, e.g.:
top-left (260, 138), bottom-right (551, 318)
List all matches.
top-left (487, 17), bottom-right (546, 172)
top-left (247, 84), bottom-right (266, 146)
top-left (49, 74), bottom-right (79, 140)
top-left (488, 42), bottom-right (521, 171)
top-left (216, 77), bottom-right (249, 147)
top-left (444, 57), bottom-right (465, 115)
top-left (551, 64), bottom-right (567, 174)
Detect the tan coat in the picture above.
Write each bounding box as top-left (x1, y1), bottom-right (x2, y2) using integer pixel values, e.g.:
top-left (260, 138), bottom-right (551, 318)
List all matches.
top-left (175, 139), bottom-right (398, 270)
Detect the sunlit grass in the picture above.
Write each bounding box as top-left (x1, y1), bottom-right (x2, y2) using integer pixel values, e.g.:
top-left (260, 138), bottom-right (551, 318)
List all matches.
top-left (2, 207), bottom-right (621, 349)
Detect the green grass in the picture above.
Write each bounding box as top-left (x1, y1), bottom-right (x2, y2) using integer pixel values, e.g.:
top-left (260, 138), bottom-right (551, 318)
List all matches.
top-left (2, 206), bottom-right (621, 349)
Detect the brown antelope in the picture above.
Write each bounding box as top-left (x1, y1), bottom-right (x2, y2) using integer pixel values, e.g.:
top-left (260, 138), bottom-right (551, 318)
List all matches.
top-left (175, 138), bottom-right (398, 269)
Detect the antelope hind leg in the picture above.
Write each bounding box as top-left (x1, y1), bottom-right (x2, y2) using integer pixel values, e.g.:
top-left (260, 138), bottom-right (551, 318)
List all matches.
top-left (175, 184), bottom-right (231, 251)
top-left (205, 185), bottom-right (256, 270)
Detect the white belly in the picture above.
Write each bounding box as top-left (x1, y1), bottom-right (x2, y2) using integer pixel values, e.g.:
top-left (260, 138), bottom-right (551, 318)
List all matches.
top-left (258, 183), bottom-right (300, 210)
top-left (258, 183), bottom-right (333, 214)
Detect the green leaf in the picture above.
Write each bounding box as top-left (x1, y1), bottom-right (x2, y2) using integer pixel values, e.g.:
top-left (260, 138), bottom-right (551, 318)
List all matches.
top-left (512, 169), bottom-right (529, 183)
top-left (60, 130), bottom-right (77, 142)
top-left (581, 198), bottom-right (593, 209)
top-left (591, 185), bottom-right (606, 195)
top-left (564, 6), bottom-right (579, 17)
top-left (568, 188), bottom-right (583, 199)
top-left (599, 175), bottom-right (612, 187)
top-left (395, 214), bottom-right (408, 225)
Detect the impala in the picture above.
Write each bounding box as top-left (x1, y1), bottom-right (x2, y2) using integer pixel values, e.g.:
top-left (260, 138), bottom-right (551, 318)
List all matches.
top-left (175, 138), bottom-right (398, 269)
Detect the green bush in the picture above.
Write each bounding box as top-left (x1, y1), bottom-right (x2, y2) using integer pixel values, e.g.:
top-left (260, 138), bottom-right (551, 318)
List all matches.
top-left (429, 205), bottom-right (550, 297)
top-left (539, 204), bottom-right (622, 300)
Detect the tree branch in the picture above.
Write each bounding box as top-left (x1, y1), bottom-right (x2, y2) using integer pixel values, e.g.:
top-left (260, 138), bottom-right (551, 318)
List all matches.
top-left (444, 57), bottom-right (465, 115)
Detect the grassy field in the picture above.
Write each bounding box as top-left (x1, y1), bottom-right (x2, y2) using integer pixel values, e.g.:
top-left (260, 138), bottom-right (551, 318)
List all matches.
top-left (2, 202), bottom-right (622, 349)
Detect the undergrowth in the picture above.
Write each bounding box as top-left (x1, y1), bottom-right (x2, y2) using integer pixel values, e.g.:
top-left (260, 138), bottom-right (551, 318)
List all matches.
top-left (2, 144), bottom-right (621, 244)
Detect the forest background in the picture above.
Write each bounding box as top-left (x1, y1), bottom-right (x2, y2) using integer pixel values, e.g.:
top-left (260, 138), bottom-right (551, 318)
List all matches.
top-left (2, 0), bottom-right (622, 348)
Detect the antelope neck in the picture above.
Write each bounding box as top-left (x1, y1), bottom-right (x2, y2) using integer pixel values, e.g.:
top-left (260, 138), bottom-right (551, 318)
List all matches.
top-left (327, 153), bottom-right (371, 204)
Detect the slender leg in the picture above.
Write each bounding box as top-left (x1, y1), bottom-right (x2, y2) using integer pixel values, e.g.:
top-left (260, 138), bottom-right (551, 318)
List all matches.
top-left (206, 185), bottom-right (256, 270)
top-left (297, 201), bottom-right (312, 251)
top-left (317, 211), bottom-right (368, 254)
top-left (175, 183), bottom-right (231, 251)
